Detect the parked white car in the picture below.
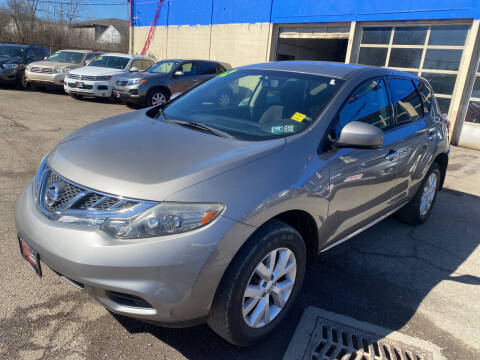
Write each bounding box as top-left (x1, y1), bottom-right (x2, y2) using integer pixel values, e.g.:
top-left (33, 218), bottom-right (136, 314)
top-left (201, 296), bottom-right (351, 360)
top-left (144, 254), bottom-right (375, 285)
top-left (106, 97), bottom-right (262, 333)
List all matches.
top-left (64, 53), bottom-right (155, 99)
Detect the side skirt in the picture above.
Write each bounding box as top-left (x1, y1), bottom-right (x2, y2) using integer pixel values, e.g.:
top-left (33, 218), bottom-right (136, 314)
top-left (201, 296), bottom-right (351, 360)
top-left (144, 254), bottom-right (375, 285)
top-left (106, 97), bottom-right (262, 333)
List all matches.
top-left (319, 202), bottom-right (408, 253)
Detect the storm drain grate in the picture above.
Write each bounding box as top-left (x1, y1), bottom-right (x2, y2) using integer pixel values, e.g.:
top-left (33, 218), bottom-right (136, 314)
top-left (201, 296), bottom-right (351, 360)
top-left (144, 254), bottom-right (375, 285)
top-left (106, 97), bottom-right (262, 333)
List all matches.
top-left (284, 308), bottom-right (444, 360)
top-left (310, 322), bottom-right (432, 360)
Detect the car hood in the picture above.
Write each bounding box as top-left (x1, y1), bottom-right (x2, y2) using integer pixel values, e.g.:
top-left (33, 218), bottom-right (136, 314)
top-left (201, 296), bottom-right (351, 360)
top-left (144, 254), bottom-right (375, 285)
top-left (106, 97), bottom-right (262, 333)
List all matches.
top-left (48, 111), bottom-right (284, 201)
top-left (29, 60), bottom-right (81, 70)
top-left (0, 57), bottom-right (22, 65)
top-left (69, 66), bottom-right (127, 77)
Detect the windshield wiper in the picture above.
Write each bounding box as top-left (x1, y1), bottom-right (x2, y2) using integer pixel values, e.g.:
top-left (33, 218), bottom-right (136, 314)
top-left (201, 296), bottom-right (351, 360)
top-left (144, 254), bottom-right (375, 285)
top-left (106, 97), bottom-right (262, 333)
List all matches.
top-left (165, 119), bottom-right (233, 138)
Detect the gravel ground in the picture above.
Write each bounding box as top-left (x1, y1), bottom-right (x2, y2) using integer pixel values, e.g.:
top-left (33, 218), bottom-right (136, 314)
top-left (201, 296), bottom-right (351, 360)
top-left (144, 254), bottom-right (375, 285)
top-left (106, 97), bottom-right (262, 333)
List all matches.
top-left (1, 86), bottom-right (479, 360)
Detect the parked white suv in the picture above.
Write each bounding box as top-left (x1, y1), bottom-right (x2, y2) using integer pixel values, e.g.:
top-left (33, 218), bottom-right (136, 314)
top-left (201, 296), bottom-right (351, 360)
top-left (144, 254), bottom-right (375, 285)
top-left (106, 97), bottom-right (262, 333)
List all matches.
top-left (64, 53), bottom-right (155, 99)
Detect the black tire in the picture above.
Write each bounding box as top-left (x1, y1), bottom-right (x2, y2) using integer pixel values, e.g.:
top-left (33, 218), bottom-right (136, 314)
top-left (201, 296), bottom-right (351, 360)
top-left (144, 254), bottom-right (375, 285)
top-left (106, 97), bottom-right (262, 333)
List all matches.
top-left (207, 219), bottom-right (306, 346)
top-left (395, 162), bottom-right (441, 225)
top-left (147, 88), bottom-right (169, 107)
top-left (69, 93), bottom-right (82, 100)
top-left (15, 72), bottom-right (28, 90)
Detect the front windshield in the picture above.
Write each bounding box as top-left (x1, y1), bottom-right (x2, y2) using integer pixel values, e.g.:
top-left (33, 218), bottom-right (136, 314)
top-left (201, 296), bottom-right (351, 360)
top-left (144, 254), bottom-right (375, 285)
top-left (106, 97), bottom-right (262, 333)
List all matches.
top-left (163, 69), bottom-right (345, 141)
top-left (47, 51), bottom-right (85, 64)
top-left (147, 60), bottom-right (179, 74)
top-left (0, 45), bottom-right (25, 59)
top-left (88, 55), bottom-right (130, 70)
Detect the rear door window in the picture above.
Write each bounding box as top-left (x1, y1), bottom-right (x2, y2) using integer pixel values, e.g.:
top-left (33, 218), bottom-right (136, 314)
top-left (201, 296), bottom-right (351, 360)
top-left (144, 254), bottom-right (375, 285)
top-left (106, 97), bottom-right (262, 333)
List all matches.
top-left (197, 62), bottom-right (217, 75)
top-left (336, 78), bottom-right (393, 136)
top-left (389, 78), bottom-right (424, 125)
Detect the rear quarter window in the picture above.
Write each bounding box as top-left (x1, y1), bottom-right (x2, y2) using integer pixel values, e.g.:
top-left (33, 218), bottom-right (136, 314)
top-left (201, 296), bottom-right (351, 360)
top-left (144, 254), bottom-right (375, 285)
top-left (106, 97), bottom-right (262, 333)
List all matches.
top-left (416, 80), bottom-right (433, 114)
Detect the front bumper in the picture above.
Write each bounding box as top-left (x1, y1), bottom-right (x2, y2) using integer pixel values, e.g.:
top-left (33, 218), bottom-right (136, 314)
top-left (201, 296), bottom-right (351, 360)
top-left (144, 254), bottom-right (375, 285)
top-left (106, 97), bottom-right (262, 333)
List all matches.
top-left (64, 78), bottom-right (114, 97)
top-left (0, 68), bottom-right (18, 82)
top-left (15, 182), bottom-right (248, 325)
top-left (113, 84), bottom-right (147, 106)
top-left (26, 70), bottom-right (65, 87)
top-left (113, 88), bottom-right (145, 105)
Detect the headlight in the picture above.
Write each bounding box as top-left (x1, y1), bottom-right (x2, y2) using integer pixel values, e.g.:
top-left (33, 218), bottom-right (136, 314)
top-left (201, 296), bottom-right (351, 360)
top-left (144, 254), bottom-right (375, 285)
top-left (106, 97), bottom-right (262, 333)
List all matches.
top-left (95, 75), bottom-right (112, 81)
top-left (2, 63), bottom-right (19, 69)
top-left (102, 202), bottom-right (224, 239)
top-left (127, 79), bottom-right (147, 85)
top-left (33, 155), bottom-right (48, 201)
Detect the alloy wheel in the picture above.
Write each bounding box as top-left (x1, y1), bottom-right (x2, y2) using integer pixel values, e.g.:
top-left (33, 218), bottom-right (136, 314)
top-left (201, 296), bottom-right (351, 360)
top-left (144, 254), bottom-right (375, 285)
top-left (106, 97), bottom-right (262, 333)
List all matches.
top-left (151, 92), bottom-right (167, 106)
top-left (242, 247), bottom-right (297, 328)
top-left (420, 172), bottom-right (437, 216)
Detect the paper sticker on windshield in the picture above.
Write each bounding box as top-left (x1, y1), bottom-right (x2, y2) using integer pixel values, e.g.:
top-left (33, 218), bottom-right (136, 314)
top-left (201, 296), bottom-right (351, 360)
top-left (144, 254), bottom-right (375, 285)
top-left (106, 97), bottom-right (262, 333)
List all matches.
top-left (330, 79), bottom-right (336, 85)
top-left (291, 112), bottom-right (307, 122)
top-left (217, 69), bottom-right (237, 78)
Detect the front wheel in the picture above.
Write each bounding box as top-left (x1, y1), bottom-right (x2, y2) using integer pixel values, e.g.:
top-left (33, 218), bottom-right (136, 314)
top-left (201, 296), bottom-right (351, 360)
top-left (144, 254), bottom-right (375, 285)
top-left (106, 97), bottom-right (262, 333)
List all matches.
top-left (15, 72), bottom-right (28, 90)
top-left (208, 219), bottom-right (306, 346)
top-left (396, 162), bottom-right (441, 225)
top-left (147, 88), bottom-right (169, 107)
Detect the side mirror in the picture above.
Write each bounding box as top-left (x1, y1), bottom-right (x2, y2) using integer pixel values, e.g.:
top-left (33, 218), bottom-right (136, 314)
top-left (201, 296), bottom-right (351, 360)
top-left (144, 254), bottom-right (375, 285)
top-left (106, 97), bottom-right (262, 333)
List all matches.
top-left (336, 121), bottom-right (384, 149)
top-left (173, 70), bottom-right (184, 77)
top-left (170, 92), bottom-right (182, 101)
top-left (130, 67), bottom-right (139, 73)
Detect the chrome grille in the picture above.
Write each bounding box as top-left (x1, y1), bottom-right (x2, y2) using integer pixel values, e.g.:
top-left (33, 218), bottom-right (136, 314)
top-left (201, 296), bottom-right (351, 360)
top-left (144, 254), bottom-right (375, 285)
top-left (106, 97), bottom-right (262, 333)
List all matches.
top-left (30, 67), bottom-right (53, 74)
top-left (45, 171), bottom-right (83, 212)
top-left (80, 75), bottom-right (96, 81)
top-left (68, 74), bottom-right (80, 80)
top-left (36, 167), bottom-right (155, 220)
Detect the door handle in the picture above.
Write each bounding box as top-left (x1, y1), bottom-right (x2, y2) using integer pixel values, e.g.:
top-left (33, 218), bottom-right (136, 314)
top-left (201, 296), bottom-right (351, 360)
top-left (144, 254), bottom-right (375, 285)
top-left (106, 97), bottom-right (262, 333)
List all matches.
top-left (385, 150), bottom-right (399, 161)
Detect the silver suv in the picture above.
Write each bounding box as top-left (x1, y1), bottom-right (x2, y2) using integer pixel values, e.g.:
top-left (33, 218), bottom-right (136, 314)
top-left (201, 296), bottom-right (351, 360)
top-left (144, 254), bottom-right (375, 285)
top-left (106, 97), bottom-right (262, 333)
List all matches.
top-left (15, 62), bottom-right (449, 346)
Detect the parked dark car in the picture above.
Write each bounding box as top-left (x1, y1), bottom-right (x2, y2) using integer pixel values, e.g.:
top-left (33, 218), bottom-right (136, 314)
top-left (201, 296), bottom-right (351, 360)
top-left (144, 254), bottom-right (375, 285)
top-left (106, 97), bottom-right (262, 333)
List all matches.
top-left (113, 59), bottom-right (231, 107)
top-left (0, 44), bottom-right (49, 89)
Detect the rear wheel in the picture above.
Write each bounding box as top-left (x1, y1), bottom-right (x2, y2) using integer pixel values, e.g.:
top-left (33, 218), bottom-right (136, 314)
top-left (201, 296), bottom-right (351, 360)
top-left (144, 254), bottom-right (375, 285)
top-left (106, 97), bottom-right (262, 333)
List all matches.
top-left (208, 219), bottom-right (306, 346)
top-left (396, 162), bottom-right (441, 225)
top-left (147, 88), bottom-right (169, 107)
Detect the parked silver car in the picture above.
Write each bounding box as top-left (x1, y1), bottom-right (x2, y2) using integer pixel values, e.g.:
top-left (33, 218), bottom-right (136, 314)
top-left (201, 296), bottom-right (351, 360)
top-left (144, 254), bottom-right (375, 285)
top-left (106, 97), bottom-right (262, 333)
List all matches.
top-left (15, 62), bottom-right (449, 346)
top-left (25, 49), bottom-right (104, 89)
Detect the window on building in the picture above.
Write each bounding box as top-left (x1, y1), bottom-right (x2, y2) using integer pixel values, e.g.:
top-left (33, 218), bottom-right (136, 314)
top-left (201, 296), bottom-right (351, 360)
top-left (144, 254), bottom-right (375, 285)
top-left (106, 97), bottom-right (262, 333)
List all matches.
top-left (357, 24), bottom-right (469, 115)
top-left (465, 57), bottom-right (480, 124)
top-left (389, 78), bottom-right (423, 125)
top-left (336, 78), bottom-right (392, 135)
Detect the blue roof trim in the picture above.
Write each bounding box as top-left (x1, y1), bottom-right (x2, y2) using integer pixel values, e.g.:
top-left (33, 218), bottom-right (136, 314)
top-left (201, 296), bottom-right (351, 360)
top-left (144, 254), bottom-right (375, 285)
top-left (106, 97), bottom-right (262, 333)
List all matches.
top-left (131, 0), bottom-right (479, 27)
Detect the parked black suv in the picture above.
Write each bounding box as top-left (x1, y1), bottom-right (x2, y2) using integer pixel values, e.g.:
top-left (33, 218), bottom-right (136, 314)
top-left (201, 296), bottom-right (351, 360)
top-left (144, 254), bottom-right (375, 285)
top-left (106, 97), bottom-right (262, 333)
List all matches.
top-left (0, 44), bottom-right (49, 89)
top-left (113, 59), bottom-right (231, 107)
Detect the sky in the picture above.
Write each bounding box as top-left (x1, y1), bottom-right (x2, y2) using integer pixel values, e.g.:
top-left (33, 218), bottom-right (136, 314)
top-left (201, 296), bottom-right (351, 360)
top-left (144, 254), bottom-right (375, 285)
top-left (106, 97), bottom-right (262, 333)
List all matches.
top-left (0, 0), bottom-right (129, 21)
